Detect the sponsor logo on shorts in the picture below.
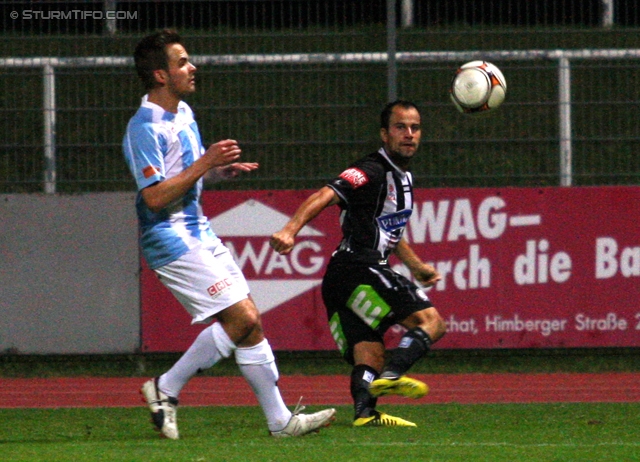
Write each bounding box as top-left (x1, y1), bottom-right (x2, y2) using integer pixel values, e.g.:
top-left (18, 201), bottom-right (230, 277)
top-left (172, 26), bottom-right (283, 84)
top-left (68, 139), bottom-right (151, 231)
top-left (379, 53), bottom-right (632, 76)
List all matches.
top-left (339, 168), bottom-right (369, 188)
top-left (207, 278), bottom-right (233, 298)
top-left (347, 285), bottom-right (391, 329)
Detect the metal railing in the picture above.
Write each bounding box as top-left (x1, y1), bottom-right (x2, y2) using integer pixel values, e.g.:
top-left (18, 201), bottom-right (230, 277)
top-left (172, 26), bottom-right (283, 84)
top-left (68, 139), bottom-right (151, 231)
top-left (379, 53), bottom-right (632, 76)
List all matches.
top-left (2, 48), bottom-right (640, 192)
top-left (2, 1), bottom-right (640, 192)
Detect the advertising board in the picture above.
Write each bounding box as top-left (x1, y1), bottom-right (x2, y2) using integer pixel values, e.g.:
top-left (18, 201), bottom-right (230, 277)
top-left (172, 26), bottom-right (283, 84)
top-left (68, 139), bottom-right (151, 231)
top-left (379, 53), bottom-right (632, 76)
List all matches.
top-left (141, 186), bottom-right (640, 352)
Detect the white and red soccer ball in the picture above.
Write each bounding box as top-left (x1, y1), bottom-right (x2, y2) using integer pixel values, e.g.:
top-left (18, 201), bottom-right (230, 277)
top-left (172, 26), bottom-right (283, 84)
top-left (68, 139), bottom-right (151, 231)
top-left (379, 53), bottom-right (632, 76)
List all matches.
top-left (450, 60), bottom-right (507, 113)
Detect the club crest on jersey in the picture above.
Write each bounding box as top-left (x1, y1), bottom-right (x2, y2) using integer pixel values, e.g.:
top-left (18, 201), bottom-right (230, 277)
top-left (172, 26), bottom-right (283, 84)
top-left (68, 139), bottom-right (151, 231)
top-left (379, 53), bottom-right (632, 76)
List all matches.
top-left (207, 278), bottom-right (233, 298)
top-left (339, 168), bottom-right (368, 188)
top-left (376, 209), bottom-right (412, 232)
top-left (387, 183), bottom-right (396, 202)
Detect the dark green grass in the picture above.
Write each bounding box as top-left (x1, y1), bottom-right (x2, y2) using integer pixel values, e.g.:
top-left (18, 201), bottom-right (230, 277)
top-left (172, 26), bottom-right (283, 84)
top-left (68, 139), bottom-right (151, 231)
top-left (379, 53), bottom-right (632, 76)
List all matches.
top-left (1, 349), bottom-right (639, 460)
top-left (1, 403), bottom-right (638, 462)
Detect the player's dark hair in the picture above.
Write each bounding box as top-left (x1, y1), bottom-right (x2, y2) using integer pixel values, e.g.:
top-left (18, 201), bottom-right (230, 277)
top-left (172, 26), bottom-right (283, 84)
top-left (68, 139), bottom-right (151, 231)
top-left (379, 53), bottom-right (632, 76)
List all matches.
top-left (134, 29), bottom-right (182, 91)
top-left (380, 100), bottom-right (421, 129)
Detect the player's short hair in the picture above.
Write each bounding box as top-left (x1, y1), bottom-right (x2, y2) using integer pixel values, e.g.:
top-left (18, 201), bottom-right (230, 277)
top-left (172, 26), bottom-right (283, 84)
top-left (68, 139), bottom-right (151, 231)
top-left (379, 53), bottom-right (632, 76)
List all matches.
top-left (134, 29), bottom-right (182, 91)
top-left (380, 100), bottom-right (421, 129)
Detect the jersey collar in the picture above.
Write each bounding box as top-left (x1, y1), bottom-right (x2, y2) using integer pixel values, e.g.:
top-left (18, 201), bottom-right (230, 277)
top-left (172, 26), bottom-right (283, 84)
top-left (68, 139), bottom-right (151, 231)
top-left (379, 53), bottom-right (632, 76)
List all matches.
top-left (378, 148), bottom-right (408, 177)
top-left (141, 94), bottom-right (188, 122)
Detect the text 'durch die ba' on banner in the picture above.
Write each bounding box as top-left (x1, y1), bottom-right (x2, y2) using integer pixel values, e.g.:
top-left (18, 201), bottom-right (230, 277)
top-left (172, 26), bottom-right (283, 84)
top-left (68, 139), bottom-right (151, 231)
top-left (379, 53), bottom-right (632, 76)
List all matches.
top-left (140, 186), bottom-right (640, 352)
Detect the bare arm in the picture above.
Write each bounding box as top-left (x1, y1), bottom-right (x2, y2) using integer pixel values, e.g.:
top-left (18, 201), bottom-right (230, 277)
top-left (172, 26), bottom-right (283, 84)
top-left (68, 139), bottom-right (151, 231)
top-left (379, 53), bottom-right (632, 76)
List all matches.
top-left (394, 238), bottom-right (441, 287)
top-left (270, 186), bottom-right (341, 255)
top-left (204, 162), bottom-right (259, 186)
top-left (142, 139), bottom-right (241, 213)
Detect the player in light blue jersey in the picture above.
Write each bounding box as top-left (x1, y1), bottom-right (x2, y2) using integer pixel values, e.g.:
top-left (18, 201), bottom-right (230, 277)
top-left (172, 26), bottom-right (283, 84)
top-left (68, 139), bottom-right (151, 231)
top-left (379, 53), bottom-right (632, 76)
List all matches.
top-left (124, 29), bottom-right (335, 439)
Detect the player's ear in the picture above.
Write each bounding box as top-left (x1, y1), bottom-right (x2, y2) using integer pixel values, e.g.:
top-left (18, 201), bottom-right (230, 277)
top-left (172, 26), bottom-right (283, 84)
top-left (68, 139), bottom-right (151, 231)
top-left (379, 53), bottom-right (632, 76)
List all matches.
top-left (152, 69), bottom-right (168, 86)
top-left (380, 127), bottom-right (389, 143)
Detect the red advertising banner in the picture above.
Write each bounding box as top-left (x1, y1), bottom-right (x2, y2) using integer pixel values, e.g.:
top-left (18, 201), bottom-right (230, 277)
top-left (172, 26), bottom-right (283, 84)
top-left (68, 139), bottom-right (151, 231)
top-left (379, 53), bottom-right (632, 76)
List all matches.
top-left (141, 186), bottom-right (640, 352)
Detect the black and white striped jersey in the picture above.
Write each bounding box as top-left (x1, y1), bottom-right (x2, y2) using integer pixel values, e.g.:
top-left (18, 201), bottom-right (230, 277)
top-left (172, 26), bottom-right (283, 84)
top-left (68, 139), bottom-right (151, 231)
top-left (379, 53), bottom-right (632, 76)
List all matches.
top-left (327, 147), bottom-right (413, 263)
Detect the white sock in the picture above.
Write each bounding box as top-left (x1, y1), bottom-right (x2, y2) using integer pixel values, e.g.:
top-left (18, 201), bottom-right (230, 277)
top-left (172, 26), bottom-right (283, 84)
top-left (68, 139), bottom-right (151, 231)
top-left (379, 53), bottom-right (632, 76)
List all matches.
top-left (158, 323), bottom-right (232, 398)
top-left (235, 339), bottom-right (292, 432)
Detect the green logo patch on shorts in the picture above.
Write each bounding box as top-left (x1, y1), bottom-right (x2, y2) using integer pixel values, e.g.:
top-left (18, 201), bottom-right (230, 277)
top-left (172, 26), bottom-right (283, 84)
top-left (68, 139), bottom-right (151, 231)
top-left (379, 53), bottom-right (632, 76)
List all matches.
top-left (329, 312), bottom-right (347, 355)
top-left (347, 285), bottom-right (391, 329)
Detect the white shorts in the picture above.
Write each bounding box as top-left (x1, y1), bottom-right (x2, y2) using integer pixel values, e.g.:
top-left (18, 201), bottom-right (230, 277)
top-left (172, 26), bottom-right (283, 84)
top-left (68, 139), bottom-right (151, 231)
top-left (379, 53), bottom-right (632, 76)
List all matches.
top-left (155, 245), bottom-right (250, 324)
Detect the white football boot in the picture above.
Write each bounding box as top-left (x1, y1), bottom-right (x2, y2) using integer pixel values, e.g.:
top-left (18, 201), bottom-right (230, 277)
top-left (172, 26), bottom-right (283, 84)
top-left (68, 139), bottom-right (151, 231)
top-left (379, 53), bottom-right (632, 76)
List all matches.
top-left (140, 377), bottom-right (179, 440)
top-left (270, 399), bottom-right (336, 437)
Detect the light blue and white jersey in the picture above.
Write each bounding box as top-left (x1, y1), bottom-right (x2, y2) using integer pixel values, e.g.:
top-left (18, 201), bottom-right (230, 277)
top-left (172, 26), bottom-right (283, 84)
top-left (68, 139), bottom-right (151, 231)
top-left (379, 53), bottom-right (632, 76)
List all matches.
top-left (123, 95), bottom-right (220, 269)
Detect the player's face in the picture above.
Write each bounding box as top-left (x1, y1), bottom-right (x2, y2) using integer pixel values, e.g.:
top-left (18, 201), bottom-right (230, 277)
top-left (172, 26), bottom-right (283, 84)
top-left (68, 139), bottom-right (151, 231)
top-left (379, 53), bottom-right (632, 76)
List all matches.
top-left (164, 43), bottom-right (197, 98)
top-left (380, 106), bottom-right (421, 165)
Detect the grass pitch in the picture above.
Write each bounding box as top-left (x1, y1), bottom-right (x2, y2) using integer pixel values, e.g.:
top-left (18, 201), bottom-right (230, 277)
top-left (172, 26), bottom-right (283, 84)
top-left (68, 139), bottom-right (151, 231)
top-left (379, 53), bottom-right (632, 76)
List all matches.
top-left (1, 403), bottom-right (638, 462)
top-left (1, 349), bottom-right (639, 461)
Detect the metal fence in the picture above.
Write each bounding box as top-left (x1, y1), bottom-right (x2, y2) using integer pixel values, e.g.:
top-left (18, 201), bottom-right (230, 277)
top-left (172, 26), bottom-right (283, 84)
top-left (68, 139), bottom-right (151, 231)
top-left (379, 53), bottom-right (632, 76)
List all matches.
top-left (1, 1), bottom-right (640, 193)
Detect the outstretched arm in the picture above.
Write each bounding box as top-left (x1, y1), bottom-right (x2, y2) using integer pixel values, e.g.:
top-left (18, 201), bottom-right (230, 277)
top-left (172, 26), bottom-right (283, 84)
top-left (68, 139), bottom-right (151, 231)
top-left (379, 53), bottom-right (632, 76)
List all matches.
top-left (270, 186), bottom-right (341, 255)
top-left (204, 162), bottom-right (259, 185)
top-left (142, 139), bottom-right (241, 213)
top-left (394, 239), bottom-right (441, 288)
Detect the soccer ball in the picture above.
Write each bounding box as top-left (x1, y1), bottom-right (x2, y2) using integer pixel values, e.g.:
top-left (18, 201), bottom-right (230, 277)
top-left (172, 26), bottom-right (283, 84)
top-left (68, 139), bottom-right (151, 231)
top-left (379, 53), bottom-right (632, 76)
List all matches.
top-left (450, 61), bottom-right (507, 113)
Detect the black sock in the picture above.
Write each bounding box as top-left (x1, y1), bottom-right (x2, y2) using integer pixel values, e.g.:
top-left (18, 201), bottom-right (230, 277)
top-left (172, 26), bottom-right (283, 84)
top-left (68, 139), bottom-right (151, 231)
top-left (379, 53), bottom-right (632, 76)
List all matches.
top-left (384, 327), bottom-right (432, 378)
top-left (350, 364), bottom-right (379, 418)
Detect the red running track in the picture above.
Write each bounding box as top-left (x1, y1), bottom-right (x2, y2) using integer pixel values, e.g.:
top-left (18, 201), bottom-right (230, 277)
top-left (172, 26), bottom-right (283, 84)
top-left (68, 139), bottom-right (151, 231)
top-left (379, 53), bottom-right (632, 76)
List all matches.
top-left (1, 373), bottom-right (639, 409)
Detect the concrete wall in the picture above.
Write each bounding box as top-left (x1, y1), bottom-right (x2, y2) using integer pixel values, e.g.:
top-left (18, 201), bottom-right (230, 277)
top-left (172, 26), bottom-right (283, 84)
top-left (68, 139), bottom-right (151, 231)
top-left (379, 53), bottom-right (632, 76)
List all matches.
top-left (0, 193), bottom-right (140, 354)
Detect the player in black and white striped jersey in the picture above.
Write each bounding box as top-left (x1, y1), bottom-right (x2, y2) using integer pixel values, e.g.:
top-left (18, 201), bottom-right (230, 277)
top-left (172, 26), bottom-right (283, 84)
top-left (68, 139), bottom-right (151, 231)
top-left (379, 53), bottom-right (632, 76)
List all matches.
top-left (271, 100), bottom-right (447, 427)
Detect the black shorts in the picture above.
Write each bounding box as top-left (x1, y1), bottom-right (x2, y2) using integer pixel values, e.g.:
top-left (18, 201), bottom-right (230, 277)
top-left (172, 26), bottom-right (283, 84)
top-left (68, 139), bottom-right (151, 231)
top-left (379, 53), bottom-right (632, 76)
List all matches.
top-left (321, 258), bottom-right (433, 364)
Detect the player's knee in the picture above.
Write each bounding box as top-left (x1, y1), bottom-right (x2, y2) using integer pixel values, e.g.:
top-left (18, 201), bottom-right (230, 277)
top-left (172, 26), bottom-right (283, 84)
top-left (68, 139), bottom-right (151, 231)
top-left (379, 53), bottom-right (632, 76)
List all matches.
top-left (241, 307), bottom-right (261, 331)
top-left (426, 308), bottom-right (447, 341)
top-left (434, 312), bottom-right (447, 339)
top-left (235, 312), bottom-right (263, 343)
top-left (407, 307), bottom-right (447, 342)
top-left (217, 299), bottom-right (263, 344)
